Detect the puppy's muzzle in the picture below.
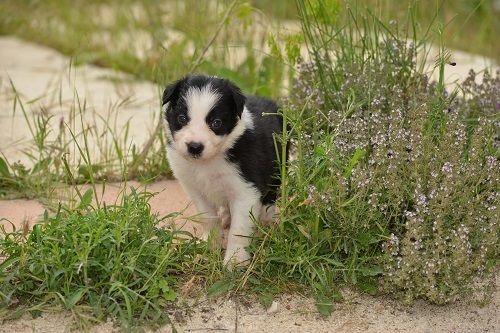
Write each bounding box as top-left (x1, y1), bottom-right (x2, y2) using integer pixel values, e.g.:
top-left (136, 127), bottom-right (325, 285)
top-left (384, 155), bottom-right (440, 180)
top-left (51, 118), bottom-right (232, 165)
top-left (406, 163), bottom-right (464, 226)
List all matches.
top-left (186, 142), bottom-right (204, 158)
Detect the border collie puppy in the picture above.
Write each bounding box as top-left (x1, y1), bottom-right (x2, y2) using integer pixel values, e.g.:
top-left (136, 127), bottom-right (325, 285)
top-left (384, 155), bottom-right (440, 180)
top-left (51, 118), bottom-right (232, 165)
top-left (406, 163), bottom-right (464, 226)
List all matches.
top-left (162, 75), bottom-right (285, 267)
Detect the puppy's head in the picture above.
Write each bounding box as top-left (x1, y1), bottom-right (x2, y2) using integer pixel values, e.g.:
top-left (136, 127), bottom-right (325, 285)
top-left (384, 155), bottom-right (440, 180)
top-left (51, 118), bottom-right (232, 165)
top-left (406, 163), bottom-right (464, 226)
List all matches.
top-left (163, 75), bottom-right (246, 161)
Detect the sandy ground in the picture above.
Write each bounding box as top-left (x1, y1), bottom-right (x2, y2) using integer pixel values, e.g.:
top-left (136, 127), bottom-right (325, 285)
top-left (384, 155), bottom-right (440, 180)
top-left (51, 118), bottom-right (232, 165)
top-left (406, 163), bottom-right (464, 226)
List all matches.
top-left (0, 274), bottom-right (498, 333)
top-left (0, 180), bottom-right (197, 234)
top-left (0, 37), bottom-right (499, 332)
top-left (0, 36), bottom-right (160, 166)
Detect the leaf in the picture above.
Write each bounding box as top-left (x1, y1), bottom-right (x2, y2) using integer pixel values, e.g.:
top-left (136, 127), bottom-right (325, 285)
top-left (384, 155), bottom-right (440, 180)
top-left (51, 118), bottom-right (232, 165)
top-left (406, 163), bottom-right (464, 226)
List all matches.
top-left (31, 158), bottom-right (51, 175)
top-left (332, 290), bottom-right (344, 302)
top-left (285, 33), bottom-right (303, 65)
top-left (207, 280), bottom-right (232, 298)
top-left (48, 269), bottom-right (66, 289)
top-left (159, 279), bottom-right (177, 301)
top-left (0, 157), bottom-right (10, 177)
top-left (296, 224), bottom-right (311, 240)
top-left (323, 257), bottom-right (344, 267)
top-left (486, 258), bottom-right (496, 270)
top-left (78, 164), bottom-right (103, 180)
top-left (78, 189), bottom-right (93, 210)
top-left (29, 309), bottom-right (42, 319)
top-left (359, 266), bottom-right (383, 276)
top-left (357, 232), bottom-right (380, 249)
top-left (257, 292), bottom-right (273, 308)
top-left (315, 294), bottom-right (333, 316)
top-left (343, 148), bottom-right (366, 178)
top-left (267, 33), bottom-right (283, 62)
top-left (0, 257), bottom-right (19, 271)
top-left (164, 289), bottom-right (177, 302)
top-left (65, 288), bottom-right (87, 309)
top-left (314, 145), bottom-right (326, 156)
top-left (236, 2), bottom-right (253, 19)
top-left (358, 277), bottom-right (378, 295)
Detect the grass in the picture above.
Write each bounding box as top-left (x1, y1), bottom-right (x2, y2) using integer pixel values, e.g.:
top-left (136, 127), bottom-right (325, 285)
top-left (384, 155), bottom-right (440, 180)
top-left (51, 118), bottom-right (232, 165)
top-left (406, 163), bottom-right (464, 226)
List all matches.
top-left (360, 0), bottom-right (500, 62)
top-left (0, 0), bottom-right (499, 330)
top-left (0, 0), bottom-right (289, 96)
top-left (0, 189), bottom-right (206, 331)
top-left (0, 74), bottom-right (169, 201)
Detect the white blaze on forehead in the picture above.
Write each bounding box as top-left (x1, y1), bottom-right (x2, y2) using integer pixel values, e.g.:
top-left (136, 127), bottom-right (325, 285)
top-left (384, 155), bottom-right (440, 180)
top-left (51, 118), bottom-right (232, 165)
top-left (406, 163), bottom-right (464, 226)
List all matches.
top-left (171, 83), bottom-right (223, 158)
top-left (184, 84), bottom-right (221, 119)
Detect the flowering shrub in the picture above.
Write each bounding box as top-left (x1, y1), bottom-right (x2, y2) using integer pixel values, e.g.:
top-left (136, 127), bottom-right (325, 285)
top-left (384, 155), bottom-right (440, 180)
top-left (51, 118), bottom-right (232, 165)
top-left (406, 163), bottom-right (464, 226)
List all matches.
top-left (286, 37), bottom-right (499, 303)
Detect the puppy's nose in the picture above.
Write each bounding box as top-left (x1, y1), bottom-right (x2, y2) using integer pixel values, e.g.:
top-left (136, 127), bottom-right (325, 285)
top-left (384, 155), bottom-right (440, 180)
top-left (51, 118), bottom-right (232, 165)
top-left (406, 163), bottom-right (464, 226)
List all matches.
top-left (186, 142), bottom-right (204, 157)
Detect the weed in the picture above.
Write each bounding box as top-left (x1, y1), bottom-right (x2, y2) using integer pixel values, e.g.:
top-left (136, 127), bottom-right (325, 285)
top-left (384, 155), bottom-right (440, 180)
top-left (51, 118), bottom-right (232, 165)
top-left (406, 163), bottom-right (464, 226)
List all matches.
top-left (0, 189), bottom-right (205, 330)
top-left (274, 0), bottom-right (499, 305)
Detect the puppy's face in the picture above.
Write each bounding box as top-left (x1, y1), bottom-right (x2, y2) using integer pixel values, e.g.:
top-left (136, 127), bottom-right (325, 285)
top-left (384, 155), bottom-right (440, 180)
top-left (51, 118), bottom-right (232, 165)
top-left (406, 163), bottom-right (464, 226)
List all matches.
top-left (163, 75), bottom-right (246, 161)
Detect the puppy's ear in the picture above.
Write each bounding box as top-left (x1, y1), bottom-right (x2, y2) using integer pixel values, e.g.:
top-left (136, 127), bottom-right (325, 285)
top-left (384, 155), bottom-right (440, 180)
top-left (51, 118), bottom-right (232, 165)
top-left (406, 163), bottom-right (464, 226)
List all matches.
top-left (162, 78), bottom-right (184, 106)
top-left (226, 80), bottom-right (246, 118)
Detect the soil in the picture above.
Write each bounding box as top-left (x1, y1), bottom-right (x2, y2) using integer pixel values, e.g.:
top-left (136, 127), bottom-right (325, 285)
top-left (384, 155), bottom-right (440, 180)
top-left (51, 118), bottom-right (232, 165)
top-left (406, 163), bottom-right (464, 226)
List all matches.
top-left (0, 180), bottom-right (197, 234)
top-left (0, 275), bottom-right (498, 332)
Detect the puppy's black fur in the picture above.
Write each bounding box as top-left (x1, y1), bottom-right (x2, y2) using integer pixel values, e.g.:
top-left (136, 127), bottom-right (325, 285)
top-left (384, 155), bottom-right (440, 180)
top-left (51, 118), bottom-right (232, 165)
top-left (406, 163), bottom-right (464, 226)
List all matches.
top-left (226, 96), bottom-right (285, 205)
top-left (163, 75), bottom-right (245, 137)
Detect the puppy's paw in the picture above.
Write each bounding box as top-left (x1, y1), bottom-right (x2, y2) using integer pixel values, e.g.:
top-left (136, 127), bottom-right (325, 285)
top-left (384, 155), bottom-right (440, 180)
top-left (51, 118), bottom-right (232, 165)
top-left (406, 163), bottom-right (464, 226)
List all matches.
top-left (223, 247), bottom-right (251, 270)
top-left (259, 205), bottom-right (276, 226)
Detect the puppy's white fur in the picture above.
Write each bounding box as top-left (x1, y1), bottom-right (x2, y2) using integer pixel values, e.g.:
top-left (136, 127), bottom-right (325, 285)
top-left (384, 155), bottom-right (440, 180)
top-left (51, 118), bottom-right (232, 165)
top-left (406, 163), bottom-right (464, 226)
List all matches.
top-left (171, 85), bottom-right (221, 160)
top-left (165, 88), bottom-right (265, 266)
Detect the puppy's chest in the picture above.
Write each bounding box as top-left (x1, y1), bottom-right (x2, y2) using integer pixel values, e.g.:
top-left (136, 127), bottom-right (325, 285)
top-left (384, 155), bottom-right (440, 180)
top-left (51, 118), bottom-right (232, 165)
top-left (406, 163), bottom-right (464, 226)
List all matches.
top-left (172, 156), bottom-right (247, 205)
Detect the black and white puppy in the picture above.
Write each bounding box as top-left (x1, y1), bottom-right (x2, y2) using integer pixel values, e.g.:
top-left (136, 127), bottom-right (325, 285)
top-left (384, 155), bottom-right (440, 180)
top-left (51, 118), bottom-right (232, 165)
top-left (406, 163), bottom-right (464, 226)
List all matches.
top-left (162, 75), bottom-right (285, 267)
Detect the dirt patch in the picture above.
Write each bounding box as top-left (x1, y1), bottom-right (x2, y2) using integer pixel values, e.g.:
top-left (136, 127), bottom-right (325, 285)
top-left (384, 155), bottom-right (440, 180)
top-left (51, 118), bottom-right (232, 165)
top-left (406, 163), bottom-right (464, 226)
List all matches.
top-left (0, 199), bottom-right (45, 232)
top-left (0, 180), bottom-right (197, 234)
top-left (168, 287), bottom-right (499, 333)
top-left (1, 275), bottom-right (498, 333)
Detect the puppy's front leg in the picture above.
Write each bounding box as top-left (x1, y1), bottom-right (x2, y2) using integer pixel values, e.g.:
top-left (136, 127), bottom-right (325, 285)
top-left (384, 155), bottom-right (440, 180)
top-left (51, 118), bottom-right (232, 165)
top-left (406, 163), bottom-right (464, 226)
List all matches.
top-left (185, 189), bottom-right (219, 242)
top-left (224, 197), bottom-right (261, 268)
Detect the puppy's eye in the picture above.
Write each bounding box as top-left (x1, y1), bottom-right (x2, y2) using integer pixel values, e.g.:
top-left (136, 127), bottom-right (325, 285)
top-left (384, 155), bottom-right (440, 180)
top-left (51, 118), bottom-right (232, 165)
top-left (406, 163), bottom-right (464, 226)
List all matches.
top-left (211, 119), bottom-right (222, 129)
top-left (177, 114), bottom-right (188, 125)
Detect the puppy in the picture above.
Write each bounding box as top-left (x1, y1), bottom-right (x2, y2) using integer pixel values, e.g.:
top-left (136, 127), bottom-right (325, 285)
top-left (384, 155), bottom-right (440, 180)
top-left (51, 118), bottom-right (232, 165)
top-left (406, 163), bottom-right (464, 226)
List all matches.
top-left (162, 75), bottom-right (286, 267)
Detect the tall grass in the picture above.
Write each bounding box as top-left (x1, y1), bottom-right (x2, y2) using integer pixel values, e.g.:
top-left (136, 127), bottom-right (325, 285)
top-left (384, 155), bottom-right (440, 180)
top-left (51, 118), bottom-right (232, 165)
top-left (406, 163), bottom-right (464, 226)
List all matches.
top-left (246, 0), bottom-right (498, 308)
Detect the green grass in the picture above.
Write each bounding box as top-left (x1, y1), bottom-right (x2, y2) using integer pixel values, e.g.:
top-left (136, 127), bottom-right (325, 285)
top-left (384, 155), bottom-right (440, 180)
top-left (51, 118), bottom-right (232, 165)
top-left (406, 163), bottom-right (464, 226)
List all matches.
top-left (0, 189), bottom-right (207, 331)
top-left (0, 0), bottom-right (289, 97)
top-left (0, 0), bottom-right (498, 330)
top-left (359, 0), bottom-right (500, 62)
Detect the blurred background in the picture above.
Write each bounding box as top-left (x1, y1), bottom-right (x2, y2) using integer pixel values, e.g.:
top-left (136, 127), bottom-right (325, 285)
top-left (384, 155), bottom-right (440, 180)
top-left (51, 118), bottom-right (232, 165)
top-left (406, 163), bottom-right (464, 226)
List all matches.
top-left (1, 0), bottom-right (498, 98)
